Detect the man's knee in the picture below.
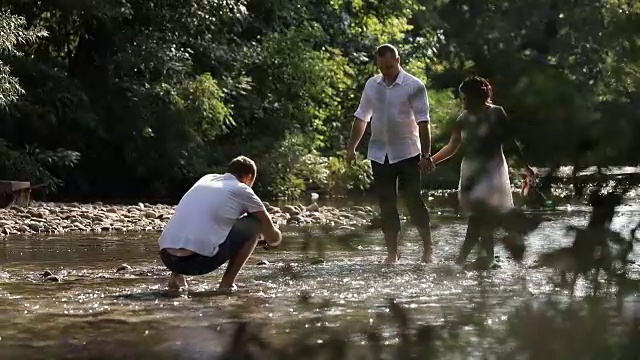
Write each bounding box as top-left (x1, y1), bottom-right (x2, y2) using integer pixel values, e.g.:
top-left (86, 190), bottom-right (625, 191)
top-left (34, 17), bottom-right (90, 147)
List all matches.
top-left (373, 166), bottom-right (397, 192)
top-left (377, 208), bottom-right (401, 233)
top-left (399, 184), bottom-right (424, 219)
top-left (375, 181), bottom-right (397, 200)
top-left (405, 195), bottom-right (430, 223)
top-left (234, 214), bottom-right (262, 239)
top-left (410, 210), bottom-right (430, 229)
top-left (381, 219), bottom-right (401, 234)
top-left (241, 213), bottom-right (261, 225)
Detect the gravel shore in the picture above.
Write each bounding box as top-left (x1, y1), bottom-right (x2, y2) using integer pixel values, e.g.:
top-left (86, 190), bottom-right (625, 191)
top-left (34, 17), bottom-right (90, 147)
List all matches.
top-left (0, 201), bottom-right (378, 236)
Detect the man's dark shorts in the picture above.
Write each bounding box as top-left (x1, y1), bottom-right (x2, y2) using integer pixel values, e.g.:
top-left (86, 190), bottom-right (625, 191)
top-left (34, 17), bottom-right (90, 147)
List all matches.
top-left (159, 214), bottom-right (262, 276)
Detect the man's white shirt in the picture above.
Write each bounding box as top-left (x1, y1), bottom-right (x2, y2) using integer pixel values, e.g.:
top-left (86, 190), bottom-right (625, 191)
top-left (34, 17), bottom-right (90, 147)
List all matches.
top-left (354, 68), bottom-right (431, 164)
top-left (158, 173), bottom-right (265, 257)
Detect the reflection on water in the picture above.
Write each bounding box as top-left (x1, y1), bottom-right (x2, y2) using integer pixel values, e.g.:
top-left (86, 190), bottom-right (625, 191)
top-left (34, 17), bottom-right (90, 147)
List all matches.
top-left (1, 203), bottom-right (640, 359)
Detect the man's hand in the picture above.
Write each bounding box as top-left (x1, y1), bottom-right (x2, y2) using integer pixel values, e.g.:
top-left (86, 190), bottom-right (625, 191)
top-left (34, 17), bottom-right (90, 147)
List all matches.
top-left (346, 118), bottom-right (367, 163)
top-left (253, 210), bottom-right (282, 248)
top-left (419, 156), bottom-right (435, 172)
top-left (258, 228), bottom-right (282, 250)
top-left (346, 147), bottom-right (357, 162)
top-left (262, 242), bottom-right (279, 250)
top-left (265, 228), bottom-right (282, 247)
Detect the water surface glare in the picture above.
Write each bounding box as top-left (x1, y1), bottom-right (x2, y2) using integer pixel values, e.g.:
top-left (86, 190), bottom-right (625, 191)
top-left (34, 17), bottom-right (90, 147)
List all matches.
top-left (1, 204), bottom-right (640, 358)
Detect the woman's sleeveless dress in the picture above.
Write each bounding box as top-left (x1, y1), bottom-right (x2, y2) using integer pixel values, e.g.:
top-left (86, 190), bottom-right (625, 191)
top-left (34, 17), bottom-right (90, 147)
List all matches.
top-left (457, 105), bottom-right (514, 213)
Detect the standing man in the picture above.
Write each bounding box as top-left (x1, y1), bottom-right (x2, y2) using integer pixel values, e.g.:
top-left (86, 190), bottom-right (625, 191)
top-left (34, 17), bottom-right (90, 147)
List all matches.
top-left (346, 44), bottom-right (434, 264)
top-left (158, 156), bottom-right (282, 293)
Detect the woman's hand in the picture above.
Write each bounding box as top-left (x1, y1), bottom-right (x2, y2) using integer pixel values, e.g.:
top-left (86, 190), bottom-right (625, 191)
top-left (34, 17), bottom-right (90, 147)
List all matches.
top-left (521, 165), bottom-right (536, 196)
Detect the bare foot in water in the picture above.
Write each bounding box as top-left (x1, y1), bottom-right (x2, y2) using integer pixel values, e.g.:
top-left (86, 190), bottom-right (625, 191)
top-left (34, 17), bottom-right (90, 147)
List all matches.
top-left (215, 283), bottom-right (238, 295)
top-left (420, 252), bottom-right (432, 264)
top-left (464, 257), bottom-right (494, 271)
top-left (168, 273), bottom-right (187, 290)
top-left (383, 253), bottom-right (400, 264)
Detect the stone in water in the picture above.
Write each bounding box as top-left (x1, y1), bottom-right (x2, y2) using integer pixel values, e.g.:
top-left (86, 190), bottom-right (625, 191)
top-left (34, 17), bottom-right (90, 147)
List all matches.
top-left (116, 264), bottom-right (132, 272)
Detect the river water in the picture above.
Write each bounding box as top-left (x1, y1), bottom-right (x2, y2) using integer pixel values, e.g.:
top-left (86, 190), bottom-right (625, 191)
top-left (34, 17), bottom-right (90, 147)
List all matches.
top-left (1, 197), bottom-right (640, 359)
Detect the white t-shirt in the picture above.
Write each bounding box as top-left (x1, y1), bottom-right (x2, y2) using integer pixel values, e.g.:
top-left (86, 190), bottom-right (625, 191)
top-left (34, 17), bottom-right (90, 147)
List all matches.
top-left (158, 173), bottom-right (266, 257)
top-left (353, 68), bottom-right (431, 164)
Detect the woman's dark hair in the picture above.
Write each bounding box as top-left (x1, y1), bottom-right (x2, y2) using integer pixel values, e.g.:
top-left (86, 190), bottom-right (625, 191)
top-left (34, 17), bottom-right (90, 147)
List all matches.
top-left (458, 76), bottom-right (493, 105)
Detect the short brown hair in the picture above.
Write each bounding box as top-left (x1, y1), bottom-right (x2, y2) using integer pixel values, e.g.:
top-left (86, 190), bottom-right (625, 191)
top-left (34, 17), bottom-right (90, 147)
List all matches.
top-left (376, 44), bottom-right (399, 58)
top-left (227, 156), bottom-right (257, 178)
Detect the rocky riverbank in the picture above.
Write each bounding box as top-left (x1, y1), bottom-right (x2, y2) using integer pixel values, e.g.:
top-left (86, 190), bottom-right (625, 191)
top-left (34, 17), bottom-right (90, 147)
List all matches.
top-left (0, 201), bottom-right (378, 236)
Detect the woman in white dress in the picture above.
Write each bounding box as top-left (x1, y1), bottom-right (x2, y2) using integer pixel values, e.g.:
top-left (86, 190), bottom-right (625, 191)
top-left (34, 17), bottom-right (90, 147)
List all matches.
top-left (431, 76), bottom-right (534, 267)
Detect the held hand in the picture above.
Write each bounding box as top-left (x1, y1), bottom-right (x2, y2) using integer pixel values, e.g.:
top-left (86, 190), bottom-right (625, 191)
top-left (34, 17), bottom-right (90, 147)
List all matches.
top-left (418, 157), bottom-right (435, 173)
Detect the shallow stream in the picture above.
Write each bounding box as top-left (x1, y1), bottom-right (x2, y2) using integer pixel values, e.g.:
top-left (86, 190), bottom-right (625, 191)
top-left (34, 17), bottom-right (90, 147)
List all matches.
top-left (1, 198), bottom-right (640, 359)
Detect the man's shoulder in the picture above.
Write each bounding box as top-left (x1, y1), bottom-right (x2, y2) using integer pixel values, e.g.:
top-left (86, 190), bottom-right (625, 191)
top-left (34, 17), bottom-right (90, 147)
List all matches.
top-left (232, 182), bottom-right (262, 199)
top-left (234, 182), bottom-right (254, 192)
top-left (402, 71), bottom-right (426, 87)
top-left (195, 173), bottom-right (224, 183)
top-left (365, 74), bottom-right (382, 86)
top-left (231, 183), bottom-right (266, 210)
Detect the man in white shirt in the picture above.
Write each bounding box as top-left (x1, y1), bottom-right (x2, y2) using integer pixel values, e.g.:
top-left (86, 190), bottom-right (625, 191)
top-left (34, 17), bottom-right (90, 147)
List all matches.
top-left (346, 44), bottom-right (435, 264)
top-left (158, 156), bottom-right (282, 292)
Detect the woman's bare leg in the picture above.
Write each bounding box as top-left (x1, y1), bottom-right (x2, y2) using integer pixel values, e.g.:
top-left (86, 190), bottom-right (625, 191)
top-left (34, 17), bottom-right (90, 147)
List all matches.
top-left (457, 215), bottom-right (481, 264)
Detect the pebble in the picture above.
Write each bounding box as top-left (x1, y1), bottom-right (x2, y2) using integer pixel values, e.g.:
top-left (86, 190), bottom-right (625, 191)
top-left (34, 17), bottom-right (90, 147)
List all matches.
top-left (0, 202), bottom-right (378, 237)
top-left (116, 264), bottom-right (132, 272)
top-left (309, 258), bottom-right (325, 265)
top-left (44, 275), bottom-right (61, 282)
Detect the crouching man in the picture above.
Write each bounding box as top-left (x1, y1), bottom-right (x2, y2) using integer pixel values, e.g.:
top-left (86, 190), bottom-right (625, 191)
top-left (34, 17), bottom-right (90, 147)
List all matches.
top-left (158, 156), bottom-right (282, 293)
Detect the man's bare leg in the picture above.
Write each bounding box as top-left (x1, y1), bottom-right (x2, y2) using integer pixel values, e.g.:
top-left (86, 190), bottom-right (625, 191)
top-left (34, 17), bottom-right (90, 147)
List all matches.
top-left (217, 237), bottom-right (260, 292)
top-left (168, 272), bottom-right (187, 290)
top-left (418, 226), bottom-right (432, 263)
top-left (383, 231), bottom-right (400, 264)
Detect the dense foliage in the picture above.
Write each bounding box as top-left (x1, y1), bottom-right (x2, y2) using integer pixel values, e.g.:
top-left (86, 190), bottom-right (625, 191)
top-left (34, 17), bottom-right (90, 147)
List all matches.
top-left (1, 1), bottom-right (639, 201)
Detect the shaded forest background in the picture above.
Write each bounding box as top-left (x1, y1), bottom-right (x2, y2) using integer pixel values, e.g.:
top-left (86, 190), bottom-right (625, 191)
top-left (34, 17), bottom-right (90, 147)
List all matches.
top-left (1, 0), bottom-right (639, 202)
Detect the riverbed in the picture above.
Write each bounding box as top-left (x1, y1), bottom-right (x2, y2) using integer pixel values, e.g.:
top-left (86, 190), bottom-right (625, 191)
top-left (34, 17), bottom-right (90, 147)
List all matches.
top-left (1, 198), bottom-right (640, 359)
